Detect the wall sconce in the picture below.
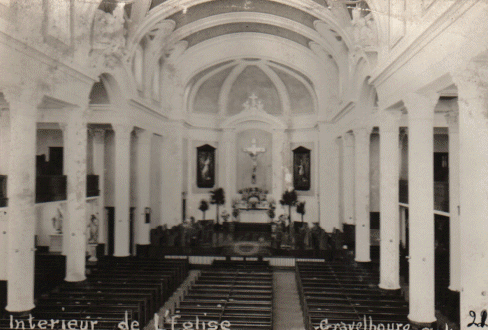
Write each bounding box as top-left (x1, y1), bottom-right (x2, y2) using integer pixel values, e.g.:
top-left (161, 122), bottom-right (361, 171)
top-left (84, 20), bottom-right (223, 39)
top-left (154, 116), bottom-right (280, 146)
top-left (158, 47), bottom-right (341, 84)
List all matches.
top-left (144, 207), bottom-right (151, 224)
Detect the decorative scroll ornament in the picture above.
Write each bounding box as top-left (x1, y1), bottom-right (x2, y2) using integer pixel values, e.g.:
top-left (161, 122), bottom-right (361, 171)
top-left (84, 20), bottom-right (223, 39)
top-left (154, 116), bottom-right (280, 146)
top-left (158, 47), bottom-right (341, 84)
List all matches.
top-left (91, 3), bottom-right (127, 69)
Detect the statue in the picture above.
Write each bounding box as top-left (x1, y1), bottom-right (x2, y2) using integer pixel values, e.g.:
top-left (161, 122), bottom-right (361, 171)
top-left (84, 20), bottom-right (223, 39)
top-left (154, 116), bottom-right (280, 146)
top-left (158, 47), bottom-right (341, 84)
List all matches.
top-left (243, 138), bottom-right (266, 184)
top-left (87, 214), bottom-right (99, 244)
top-left (52, 208), bottom-right (63, 234)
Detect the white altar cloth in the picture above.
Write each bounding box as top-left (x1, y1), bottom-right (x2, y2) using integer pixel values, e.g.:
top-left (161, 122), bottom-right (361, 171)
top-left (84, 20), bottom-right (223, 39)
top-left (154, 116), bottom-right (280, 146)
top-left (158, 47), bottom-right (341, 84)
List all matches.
top-left (239, 209), bottom-right (269, 223)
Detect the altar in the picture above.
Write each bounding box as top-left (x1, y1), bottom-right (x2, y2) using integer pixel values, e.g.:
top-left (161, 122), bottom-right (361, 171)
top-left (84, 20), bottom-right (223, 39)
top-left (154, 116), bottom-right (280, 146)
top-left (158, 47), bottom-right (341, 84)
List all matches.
top-left (239, 208), bottom-right (270, 223)
top-left (233, 187), bottom-right (274, 224)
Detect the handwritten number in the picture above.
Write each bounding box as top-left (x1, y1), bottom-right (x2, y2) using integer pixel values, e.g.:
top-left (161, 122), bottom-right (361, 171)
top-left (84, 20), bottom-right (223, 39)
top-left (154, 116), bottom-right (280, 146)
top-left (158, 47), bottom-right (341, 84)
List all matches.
top-left (469, 311), bottom-right (477, 327)
top-left (468, 310), bottom-right (488, 327)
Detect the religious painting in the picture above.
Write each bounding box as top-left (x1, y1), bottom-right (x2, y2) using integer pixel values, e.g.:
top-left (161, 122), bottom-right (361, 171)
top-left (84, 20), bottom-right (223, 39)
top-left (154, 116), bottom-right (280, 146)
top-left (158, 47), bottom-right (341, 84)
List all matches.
top-left (293, 146), bottom-right (311, 191)
top-left (197, 144), bottom-right (216, 188)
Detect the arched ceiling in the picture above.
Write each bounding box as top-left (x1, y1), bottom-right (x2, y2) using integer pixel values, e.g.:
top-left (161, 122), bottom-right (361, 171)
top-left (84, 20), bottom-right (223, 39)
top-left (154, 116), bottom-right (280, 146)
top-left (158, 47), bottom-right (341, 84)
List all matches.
top-left (126, 0), bottom-right (378, 115)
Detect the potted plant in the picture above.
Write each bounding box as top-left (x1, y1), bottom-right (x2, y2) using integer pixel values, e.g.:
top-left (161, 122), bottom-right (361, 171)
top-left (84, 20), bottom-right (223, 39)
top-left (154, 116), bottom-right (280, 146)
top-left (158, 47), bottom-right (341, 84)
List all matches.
top-left (267, 199), bottom-right (276, 220)
top-left (198, 199), bottom-right (209, 220)
top-left (280, 189), bottom-right (298, 223)
top-left (210, 187), bottom-right (225, 224)
top-left (297, 201), bottom-right (306, 222)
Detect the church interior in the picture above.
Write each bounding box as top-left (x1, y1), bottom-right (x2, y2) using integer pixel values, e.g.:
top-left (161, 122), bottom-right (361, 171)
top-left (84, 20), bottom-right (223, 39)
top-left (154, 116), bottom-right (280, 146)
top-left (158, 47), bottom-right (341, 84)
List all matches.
top-left (0, 0), bottom-right (487, 329)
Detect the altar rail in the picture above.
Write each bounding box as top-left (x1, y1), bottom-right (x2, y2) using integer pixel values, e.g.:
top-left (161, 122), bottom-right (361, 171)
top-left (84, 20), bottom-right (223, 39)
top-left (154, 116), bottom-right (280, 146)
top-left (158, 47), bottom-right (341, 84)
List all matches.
top-left (164, 255), bottom-right (327, 267)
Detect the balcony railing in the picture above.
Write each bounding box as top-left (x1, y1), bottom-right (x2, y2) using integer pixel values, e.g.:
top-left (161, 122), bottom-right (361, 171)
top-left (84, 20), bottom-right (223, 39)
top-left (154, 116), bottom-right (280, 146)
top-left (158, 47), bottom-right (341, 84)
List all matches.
top-left (0, 175), bottom-right (7, 207)
top-left (86, 175), bottom-right (100, 197)
top-left (399, 180), bottom-right (408, 204)
top-left (398, 180), bottom-right (449, 213)
top-left (434, 181), bottom-right (449, 213)
top-left (36, 175), bottom-right (67, 203)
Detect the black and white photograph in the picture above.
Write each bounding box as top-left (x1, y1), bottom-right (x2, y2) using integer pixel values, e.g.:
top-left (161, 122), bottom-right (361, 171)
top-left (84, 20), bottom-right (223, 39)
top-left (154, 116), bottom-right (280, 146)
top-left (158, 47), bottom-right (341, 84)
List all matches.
top-left (0, 0), bottom-right (487, 329)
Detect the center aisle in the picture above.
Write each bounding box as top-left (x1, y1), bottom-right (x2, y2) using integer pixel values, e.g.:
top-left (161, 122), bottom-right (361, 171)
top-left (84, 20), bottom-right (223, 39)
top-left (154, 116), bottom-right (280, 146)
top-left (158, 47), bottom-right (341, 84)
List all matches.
top-left (273, 270), bottom-right (306, 330)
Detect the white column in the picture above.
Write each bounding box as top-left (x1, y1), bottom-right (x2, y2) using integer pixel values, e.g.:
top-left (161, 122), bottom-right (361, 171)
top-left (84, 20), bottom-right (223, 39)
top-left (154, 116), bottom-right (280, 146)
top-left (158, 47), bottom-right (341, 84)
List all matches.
top-left (404, 91), bottom-right (439, 325)
top-left (318, 123), bottom-right (340, 232)
top-left (378, 110), bottom-right (402, 290)
top-left (113, 124), bottom-right (132, 257)
top-left (452, 63), bottom-right (488, 328)
top-left (445, 110), bottom-right (460, 292)
top-left (92, 129), bottom-right (106, 248)
top-left (0, 109), bottom-right (9, 282)
top-left (64, 109), bottom-right (88, 282)
top-left (59, 122), bottom-right (69, 256)
top-left (5, 90), bottom-right (39, 312)
top-left (272, 129), bottom-right (286, 204)
top-left (342, 132), bottom-right (355, 225)
top-left (135, 130), bottom-right (151, 246)
top-left (354, 126), bottom-right (372, 262)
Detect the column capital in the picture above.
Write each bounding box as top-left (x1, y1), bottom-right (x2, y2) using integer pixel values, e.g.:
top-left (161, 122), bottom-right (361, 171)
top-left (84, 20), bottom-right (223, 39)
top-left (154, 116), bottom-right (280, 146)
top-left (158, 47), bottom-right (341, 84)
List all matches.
top-left (2, 85), bottom-right (43, 110)
top-left (452, 61), bottom-right (488, 110)
top-left (58, 122), bottom-right (68, 132)
top-left (445, 110), bottom-right (459, 130)
top-left (379, 110), bottom-right (402, 133)
top-left (403, 92), bottom-right (439, 120)
top-left (354, 125), bottom-right (373, 140)
top-left (112, 124), bottom-right (133, 139)
top-left (91, 128), bottom-right (106, 143)
top-left (135, 129), bottom-right (152, 145)
top-left (343, 132), bottom-right (355, 147)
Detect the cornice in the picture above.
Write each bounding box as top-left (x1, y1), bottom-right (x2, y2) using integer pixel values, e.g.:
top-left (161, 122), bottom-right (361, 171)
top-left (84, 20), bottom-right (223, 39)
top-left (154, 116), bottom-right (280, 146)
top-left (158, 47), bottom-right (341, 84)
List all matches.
top-left (0, 30), bottom-right (98, 85)
top-left (329, 100), bottom-right (355, 123)
top-left (128, 98), bottom-right (169, 121)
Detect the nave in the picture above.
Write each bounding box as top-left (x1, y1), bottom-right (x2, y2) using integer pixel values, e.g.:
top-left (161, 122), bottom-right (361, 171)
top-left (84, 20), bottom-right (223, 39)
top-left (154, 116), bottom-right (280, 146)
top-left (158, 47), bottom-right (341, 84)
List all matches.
top-left (0, 254), bottom-right (433, 330)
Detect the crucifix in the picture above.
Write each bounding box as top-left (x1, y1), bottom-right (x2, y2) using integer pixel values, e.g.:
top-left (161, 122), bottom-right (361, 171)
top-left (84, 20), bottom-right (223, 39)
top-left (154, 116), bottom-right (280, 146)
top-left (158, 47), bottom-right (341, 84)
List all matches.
top-left (243, 138), bottom-right (266, 184)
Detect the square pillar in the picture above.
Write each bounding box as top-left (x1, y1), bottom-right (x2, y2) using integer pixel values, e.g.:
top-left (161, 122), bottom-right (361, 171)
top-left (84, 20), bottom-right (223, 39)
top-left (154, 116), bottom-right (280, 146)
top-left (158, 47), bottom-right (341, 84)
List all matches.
top-left (342, 132), bottom-right (355, 225)
top-left (135, 130), bottom-right (151, 246)
top-left (318, 123), bottom-right (340, 232)
top-left (220, 129), bottom-right (236, 210)
top-left (378, 110), bottom-right (402, 290)
top-left (354, 126), bottom-right (372, 262)
top-left (445, 110), bottom-right (460, 292)
top-left (161, 123), bottom-right (184, 226)
top-left (113, 124), bottom-right (133, 257)
top-left (272, 129), bottom-right (286, 204)
top-left (404, 91), bottom-right (439, 325)
top-left (64, 109), bottom-right (88, 282)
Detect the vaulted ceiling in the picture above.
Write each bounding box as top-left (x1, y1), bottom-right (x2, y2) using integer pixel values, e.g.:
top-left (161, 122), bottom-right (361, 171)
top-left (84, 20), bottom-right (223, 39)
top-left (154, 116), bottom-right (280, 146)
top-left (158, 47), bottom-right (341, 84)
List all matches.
top-left (122, 0), bottom-right (377, 114)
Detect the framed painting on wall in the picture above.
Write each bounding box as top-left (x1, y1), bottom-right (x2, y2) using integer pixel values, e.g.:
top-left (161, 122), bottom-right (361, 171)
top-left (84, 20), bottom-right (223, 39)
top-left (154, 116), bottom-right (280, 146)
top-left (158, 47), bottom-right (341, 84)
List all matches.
top-left (197, 144), bottom-right (216, 188)
top-left (293, 146), bottom-right (311, 191)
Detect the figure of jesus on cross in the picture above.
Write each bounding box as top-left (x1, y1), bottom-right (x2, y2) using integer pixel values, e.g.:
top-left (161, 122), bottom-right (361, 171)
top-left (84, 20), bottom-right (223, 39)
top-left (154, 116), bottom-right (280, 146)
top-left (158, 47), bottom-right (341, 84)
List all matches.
top-left (243, 138), bottom-right (266, 184)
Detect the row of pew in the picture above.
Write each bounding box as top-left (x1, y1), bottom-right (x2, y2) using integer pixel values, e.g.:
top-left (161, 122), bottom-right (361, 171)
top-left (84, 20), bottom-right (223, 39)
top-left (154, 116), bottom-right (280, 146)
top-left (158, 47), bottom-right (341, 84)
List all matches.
top-left (296, 261), bottom-right (410, 330)
top-left (1, 257), bottom-right (188, 330)
top-left (171, 261), bottom-right (273, 330)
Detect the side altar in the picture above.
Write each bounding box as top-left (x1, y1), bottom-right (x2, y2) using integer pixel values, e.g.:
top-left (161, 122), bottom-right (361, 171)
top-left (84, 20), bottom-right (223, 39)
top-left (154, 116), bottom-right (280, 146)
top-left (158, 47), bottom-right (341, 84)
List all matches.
top-left (232, 187), bottom-right (275, 223)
